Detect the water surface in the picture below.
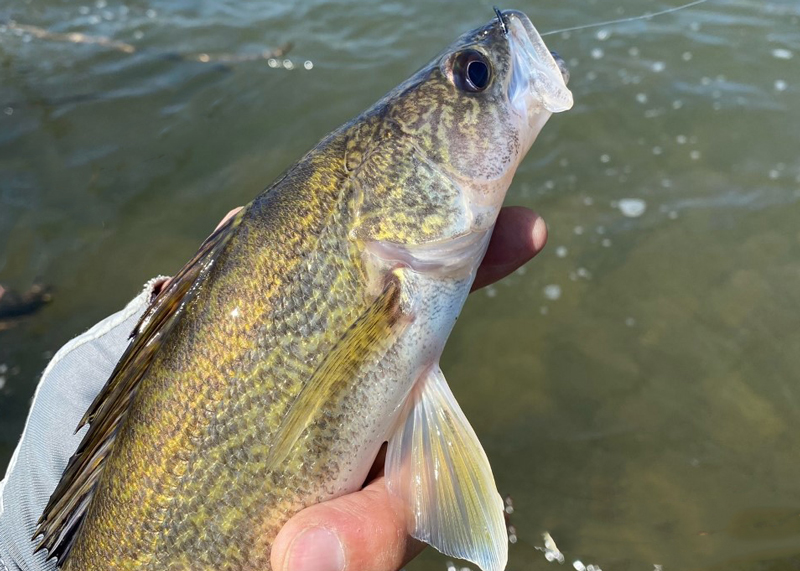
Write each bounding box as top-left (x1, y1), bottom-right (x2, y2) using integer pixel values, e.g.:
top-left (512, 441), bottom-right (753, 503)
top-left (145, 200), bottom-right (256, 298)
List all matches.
top-left (1, 0), bottom-right (799, 569)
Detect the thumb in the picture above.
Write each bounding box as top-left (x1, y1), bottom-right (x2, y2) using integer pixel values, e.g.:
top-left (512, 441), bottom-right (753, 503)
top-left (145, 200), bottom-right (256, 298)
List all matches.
top-left (270, 475), bottom-right (425, 571)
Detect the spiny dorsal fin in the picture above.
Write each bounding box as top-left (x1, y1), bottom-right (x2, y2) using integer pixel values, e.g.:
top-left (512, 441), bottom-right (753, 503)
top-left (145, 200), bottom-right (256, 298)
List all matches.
top-left (32, 209), bottom-right (245, 567)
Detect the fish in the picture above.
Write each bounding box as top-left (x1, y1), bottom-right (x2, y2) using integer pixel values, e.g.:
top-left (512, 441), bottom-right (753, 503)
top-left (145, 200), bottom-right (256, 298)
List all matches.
top-left (33, 9), bottom-right (572, 571)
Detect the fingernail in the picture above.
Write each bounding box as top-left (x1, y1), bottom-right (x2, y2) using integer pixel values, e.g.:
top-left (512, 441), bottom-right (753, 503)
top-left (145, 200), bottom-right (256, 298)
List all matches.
top-left (286, 527), bottom-right (345, 571)
top-left (531, 215), bottom-right (548, 251)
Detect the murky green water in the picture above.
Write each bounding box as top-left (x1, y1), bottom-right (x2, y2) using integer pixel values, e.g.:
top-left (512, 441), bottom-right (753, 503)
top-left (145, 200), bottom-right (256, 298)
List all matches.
top-left (1, 0), bottom-right (799, 569)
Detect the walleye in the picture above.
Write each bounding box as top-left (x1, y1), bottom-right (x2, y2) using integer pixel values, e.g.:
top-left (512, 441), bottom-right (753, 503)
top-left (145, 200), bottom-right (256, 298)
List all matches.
top-left (34, 10), bottom-right (572, 571)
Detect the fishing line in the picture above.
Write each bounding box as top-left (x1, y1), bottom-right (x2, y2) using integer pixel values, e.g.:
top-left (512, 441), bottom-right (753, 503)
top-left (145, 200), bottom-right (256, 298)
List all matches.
top-left (540, 0), bottom-right (709, 36)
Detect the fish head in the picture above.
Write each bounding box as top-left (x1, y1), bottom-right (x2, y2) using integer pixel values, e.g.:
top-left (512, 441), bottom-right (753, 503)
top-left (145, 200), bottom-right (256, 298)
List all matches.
top-left (350, 10), bottom-right (572, 271)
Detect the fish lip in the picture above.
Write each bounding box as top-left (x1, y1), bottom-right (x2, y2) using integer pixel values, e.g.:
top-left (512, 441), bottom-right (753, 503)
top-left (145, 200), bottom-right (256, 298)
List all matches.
top-left (502, 9), bottom-right (574, 115)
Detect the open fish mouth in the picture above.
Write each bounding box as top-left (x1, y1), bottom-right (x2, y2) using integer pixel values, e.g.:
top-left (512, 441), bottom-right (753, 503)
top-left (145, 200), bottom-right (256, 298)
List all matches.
top-left (503, 9), bottom-right (574, 116)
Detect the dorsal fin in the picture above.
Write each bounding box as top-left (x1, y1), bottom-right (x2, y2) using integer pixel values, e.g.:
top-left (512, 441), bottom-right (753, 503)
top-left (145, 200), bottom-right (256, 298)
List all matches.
top-left (32, 209), bottom-right (245, 567)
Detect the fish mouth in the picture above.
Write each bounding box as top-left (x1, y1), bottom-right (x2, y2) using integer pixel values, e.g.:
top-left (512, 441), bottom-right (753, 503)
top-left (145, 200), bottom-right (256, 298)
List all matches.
top-left (501, 10), bottom-right (573, 116)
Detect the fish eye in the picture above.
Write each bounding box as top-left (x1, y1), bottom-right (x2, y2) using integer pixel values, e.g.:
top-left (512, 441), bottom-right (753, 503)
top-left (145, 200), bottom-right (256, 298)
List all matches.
top-left (453, 50), bottom-right (492, 93)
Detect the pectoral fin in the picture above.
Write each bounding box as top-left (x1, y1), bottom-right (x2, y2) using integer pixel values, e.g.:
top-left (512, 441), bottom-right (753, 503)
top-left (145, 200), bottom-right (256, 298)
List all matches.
top-left (266, 271), bottom-right (407, 468)
top-left (386, 366), bottom-right (507, 571)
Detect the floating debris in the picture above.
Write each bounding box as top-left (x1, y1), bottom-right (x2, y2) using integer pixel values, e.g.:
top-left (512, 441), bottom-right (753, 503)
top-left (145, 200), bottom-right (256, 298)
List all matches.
top-left (573, 561), bottom-right (603, 571)
top-left (535, 532), bottom-right (565, 564)
top-left (2, 20), bottom-right (135, 53)
top-left (0, 20), bottom-right (306, 68)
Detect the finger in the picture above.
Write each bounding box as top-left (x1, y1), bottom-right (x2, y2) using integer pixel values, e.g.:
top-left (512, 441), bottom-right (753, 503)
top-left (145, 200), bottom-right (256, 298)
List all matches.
top-left (271, 476), bottom-right (424, 571)
top-left (472, 206), bottom-right (547, 292)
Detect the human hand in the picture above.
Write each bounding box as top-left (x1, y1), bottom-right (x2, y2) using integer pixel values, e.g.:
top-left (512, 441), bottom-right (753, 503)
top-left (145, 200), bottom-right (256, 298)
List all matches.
top-left (269, 205), bottom-right (549, 571)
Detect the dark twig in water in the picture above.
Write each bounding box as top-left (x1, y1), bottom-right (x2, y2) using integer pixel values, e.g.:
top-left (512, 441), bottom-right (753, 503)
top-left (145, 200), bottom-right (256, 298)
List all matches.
top-left (0, 283), bottom-right (52, 327)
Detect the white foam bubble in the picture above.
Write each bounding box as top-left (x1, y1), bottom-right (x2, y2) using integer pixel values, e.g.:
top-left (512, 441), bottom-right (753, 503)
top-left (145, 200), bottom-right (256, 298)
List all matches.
top-left (556, 246), bottom-right (568, 258)
top-left (652, 61), bottom-right (665, 72)
top-left (303, 60), bottom-right (314, 70)
top-left (636, 93), bottom-right (648, 104)
top-left (618, 198), bottom-right (647, 217)
top-left (537, 532), bottom-right (565, 564)
top-left (775, 79), bottom-right (788, 92)
top-left (772, 48), bottom-right (793, 60)
top-left (591, 48), bottom-right (604, 60)
top-left (544, 284), bottom-right (562, 300)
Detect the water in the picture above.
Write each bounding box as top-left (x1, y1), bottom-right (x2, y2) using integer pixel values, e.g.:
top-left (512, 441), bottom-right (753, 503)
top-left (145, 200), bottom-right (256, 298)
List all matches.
top-left (1, 0), bottom-right (799, 569)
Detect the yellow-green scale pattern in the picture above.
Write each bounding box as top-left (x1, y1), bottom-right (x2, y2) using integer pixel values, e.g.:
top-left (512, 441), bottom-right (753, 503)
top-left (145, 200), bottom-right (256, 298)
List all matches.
top-left (63, 132), bottom-right (381, 571)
